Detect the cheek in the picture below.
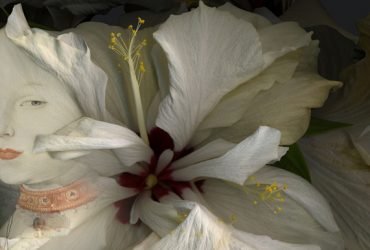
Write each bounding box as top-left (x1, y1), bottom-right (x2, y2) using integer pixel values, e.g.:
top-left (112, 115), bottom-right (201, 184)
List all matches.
top-left (15, 99), bottom-right (82, 136)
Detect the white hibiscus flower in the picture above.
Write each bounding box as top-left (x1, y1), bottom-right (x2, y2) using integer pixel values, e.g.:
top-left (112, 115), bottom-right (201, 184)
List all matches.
top-left (6, 2), bottom-right (344, 249)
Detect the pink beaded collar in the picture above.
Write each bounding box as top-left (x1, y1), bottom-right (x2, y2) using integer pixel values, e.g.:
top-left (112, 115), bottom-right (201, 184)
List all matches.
top-left (17, 180), bottom-right (97, 213)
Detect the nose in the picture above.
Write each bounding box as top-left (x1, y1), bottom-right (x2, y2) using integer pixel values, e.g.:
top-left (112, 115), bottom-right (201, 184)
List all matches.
top-left (0, 126), bottom-right (15, 137)
top-left (0, 106), bottom-right (14, 138)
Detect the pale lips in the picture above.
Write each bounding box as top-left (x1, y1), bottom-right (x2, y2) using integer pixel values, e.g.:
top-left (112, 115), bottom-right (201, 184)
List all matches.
top-left (0, 148), bottom-right (23, 160)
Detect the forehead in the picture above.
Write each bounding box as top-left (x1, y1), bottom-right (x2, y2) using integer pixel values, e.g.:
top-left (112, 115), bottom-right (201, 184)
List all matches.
top-left (0, 30), bottom-right (66, 93)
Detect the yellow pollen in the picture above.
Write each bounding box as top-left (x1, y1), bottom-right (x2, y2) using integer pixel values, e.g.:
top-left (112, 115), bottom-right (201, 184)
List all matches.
top-left (145, 174), bottom-right (158, 189)
top-left (244, 178), bottom-right (288, 215)
top-left (138, 17), bottom-right (145, 24)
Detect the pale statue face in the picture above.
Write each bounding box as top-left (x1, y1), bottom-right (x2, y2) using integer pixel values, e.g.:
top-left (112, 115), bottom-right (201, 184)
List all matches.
top-left (0, 33), bottom-right (83, 184)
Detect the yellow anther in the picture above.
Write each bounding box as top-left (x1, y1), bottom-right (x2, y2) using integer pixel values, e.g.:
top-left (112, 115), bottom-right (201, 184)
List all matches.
top-left (145, 174), bottom-right (158, 189)
top-left (245, 178), bottom-right (287, 215)
top-left (283, 184), bottom-right (288, 190)
top-left (138, 17), bottom-right (145, 24)
top-left (139, 61), bottom-right (146, 73)
top-left (128, 25), bottom-right (133, 30)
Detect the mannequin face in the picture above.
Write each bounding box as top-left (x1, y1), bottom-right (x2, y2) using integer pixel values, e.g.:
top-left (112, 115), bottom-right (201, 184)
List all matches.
top-left (0, 33), bottom-right (83, 184)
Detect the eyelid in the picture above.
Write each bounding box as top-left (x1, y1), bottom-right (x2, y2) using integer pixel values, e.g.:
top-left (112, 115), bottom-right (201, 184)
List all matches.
top-left (17, 96), bottom-right (47, 108)
top-left (20, 100), bottom-right (47, 107)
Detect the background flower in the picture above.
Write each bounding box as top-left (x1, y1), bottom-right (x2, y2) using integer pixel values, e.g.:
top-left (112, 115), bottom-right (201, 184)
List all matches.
top-left (299, 15), bottom-right (370, 250)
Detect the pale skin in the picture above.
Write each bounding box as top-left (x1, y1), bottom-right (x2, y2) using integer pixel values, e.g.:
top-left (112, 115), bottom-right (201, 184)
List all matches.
top-left (0, 32), bottom-right (85, 186)
top-left (0, 32), bottom-right (93, 239)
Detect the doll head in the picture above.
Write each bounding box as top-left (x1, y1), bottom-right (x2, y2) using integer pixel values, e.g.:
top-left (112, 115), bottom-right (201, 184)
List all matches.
top-left (0, 30), bottom-right (83, 184)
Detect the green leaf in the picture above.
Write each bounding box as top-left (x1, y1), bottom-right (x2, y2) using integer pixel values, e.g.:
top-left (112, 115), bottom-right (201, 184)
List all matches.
top-left (305, 117), bottom-right (352, 136)
top-left (274, 143), bottom-right (311, 182)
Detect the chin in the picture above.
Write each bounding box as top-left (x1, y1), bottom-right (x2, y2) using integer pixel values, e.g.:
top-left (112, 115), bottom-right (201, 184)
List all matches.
top-left (0, 152), bottom-right (70, 185)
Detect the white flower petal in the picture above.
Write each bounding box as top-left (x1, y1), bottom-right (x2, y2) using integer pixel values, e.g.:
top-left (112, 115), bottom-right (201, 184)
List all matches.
top-left (199, 49), bottom-right (299, 130)
top-left (247, 166), bottom-right (339, 232)
top-left (133, 233), bottom-right (161, 250)
top-left (202, 179), bottom-right (344, 249)
top-left (69, 150), bottom-right (131, 177)
top-left (133, 192), bottom-right (179, 237)
top-left (146, 92), bottom-right (161, 130)
top-left (218, 2), bottom-right (271, 30)
top-left (172, 139), bottom-right (235, 170)
top-left (147, 201), bottom-right (232, 250)
top-left (300, 132), bottom-right (370, 250)
top-left (137, 197), bottom-right (319, 250)
top-left (258, 22), bottom-right (312, 65)
top-left (212, 71), bottom-right (341, 145)
top-left (6, 4), bottom-right (109, 121)
top-left (154, 2), bottom-right (264, 151)
top-left (231, 229), bottom-right (320, 250)
top-left (156, 149), bottom-right (174, 174)
top-left (172, 126), bottom-right (283, 185)
top-left (151, 45), bottom-right (170, 99)
top-left (33, 117), bottom-right (153, 166)
top-left (349, 125), bottom-right (370, 165)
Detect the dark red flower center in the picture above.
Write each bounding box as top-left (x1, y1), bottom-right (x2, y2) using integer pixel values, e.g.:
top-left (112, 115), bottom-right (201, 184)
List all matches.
top-left (115, 127), bottom-right (203, 224)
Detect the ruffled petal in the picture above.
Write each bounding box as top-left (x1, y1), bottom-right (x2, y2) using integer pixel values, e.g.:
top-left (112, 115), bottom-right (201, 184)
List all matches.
top-left (258, 22), bottom-right (312, 65)
top-left (154, 2), bottom-right (264, 151)
top-left (218, 2), bottom-right (271, 30)
top-left (172, 126), bottom-right (284, 185)
top-left (33, 117), bottom-right (153, 167)
top-left (208, 43), bottom-right (341, 145)
top-left (199, 48), bottom-right (299, 131)
top-left (202, 179), bottom-right (344, 250)
top-left (5, 4), bottom-right (109, 121)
